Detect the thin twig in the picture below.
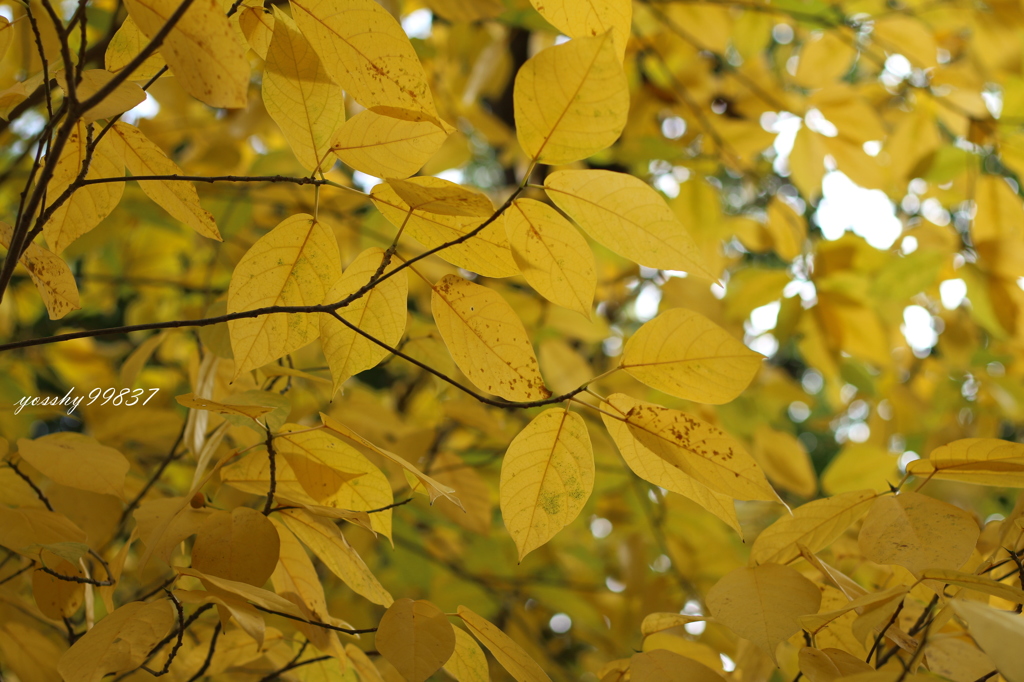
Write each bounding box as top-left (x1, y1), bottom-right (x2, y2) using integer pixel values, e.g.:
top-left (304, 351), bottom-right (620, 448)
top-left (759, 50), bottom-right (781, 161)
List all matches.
top-left (184, 621), bottom-right (220, 682)
top-left (6, 460), bottom-right (54, 511)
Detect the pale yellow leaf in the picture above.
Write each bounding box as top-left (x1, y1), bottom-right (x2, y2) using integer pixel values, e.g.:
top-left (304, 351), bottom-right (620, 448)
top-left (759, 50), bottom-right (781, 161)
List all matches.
top-left (55, 69), bottom-right (145, 121)
top-left (320, 247), bottom-right (408, 395)
top-left (220, 451), bottom-right (328, 511)
top-left (798, 647), bottom-right (872, 682)
top-left (529, 0), bottom-right (631, 61)
top-left (176, 392), bottom-right (274, 420)
top-left (872, 16), bottom-right (937, 68)
top-left (18, 432), bottom-right (130, 500)
top-left (602, 397), bottom-right (741, 533)
top-left (0, 16), bottom-right (13, 63)
top-left (443, 627), bottom-right (490, 682)
top-left (111, 122), bottom-right (221, 240)
top-left (500, 408), bottom-right (594, 560)
top-left (0, 621), bottom-right (64, 682)
top-left (506, 198), bottom-right (596, 317)
top-left (268, 516), bottom-right (341, 653)
top-left (227, 213), bottom-right (342, 376)
top-left (120, 331), bottom-right (168, 387)
top-left (457, 605), bottom-right (553, 682)
top-left (640, 613), bottom-right (709, 637)
top-left (952, 601), bottom-right (1024, 682)
top-left (387, 178), bottom-right (493, 217)
top-left (371, 178), bottom-right (519, 277)
top-left (919, 568), bottom-right (1024, 604)
top-left (133, 497), bottom-right (214, 564)
top-left (538, 338), bottom-right (592, 396)
top-left (104, 17), bottom-right (166, 79)
top-left (642, 634), bottom-right (723, 671)
top-left (514, 32), bottom-right (628, 164)
top-left (191, 507), bottom-right (280, 586)
top-left (346, 644), bottom-right (386, 682)
top-left (263, 9), bottom-right (345, 172)
top-left (32, 557), bottom-right (85, 619)
top-left (57, 600), bottom-right (174, 682)
top-left (751, 490), bottom-right (877, 566)
top-left (789, 127), bottom-right (826, 199)
top-left (173, 589), bottom-right (266, 646)
top-left (124, 0), bottom-right (249, 107)
top-left (766, 198), bottom-right (806, 262)
top-left (606, 393), bottom-right (777, 501)
top-left (331, 107), bottom-right (448, 179)
top-left (289, 0), bottom-right (438, 116)
top-left (239, 6), bottom-right (274, 60)
top-left (432, 274), bottom-right (550, 402)
top-left (907, 438), bottom-right (1024, 487)
top-left (429, 451), bottom-right (492, 535)
top-left (275, 424), bottom-right (393, 538)
top-left (821, 443), bottom-right (898, 495)
top-left (279, 508), bottom-right (394, 607)
top-left (630, 650), bottom-right (725, 682)
top-left (545, 170), bottom-right (713, 276)
top-left (752, 426), bottom-right (817, 498)
top-left (42, 121), bottom-right (125, 254)
top-left (621, 308), bottom-right (762, 404)
top-left (706, 563), bottom-right (822, 663)
top-left (0, 220), bottom-right (79, 319)
top-left (793, 31), bottom-right (856, 88)
top-left (176, 566), bottom-right (308, 617)
top-left (320, 412), bottom-right (461, 510)
top-left (858, 491), bottom-right (979, 575)
top-left (377, 598), bottom-right (455, 682)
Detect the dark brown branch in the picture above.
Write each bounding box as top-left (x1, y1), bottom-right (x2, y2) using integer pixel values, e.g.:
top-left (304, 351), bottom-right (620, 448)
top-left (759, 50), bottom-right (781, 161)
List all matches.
top-left (257, 655), bottom-right (331, 682)
top-left (262, 426), bottom-right (277, 515)
top-left (119, 424), bottom-right (186, 526)
top-left (250, 606), bottom-right (378, 635)
top-left (184, 621), bottom-right (220, 682)
top-left (6, 460), bottom-right (55, 511)
top-left (142, 592), bottom-right (185, 677)
top-left (38, 564), bottom-right (114, 586)
top-left (866, 600), bottom-right (904, 665)
top-left (78, 174), bottom-right (335, 187)
top-left (0, 562), bottom-right (34, 586)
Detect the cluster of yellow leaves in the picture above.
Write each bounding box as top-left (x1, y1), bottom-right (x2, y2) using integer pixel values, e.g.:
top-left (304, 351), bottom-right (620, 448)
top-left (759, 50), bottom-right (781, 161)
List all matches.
top-left (5, 0), bottom-right (1024, 679)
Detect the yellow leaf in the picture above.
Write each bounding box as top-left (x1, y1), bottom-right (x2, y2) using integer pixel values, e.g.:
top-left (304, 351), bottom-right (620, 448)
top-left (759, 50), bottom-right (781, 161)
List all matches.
top-left (640, 613), bottom-right (709, 637)
top-left (432, 274), bottom-right (550, 402)
top-left (191, 507), bottom-right (280, 586)
top-left (443, 627), bottom-right (490, 682)
top-left (371, 178), bottom-right (518, 277)
top-left (706, 563), bottom-right (822, 663)
top-left (630, 650), bottom-right (726, 682)
top-left (798, 647), bottom-right (872, 682)
top-left (111, 122), bottom-right (221, 240)
top-left (57, 600), bottom-right (174, 682)
top-left (221, 449), bottom-right (333, 509)
top-left (239, 6), bottom-right (274, 60)
top-left (124, 0), bottom-right (249, 107)
top-left (346, 644), bottom-right (386, 682)
top-left (538, 338), bottom-right (592, 396)
top-left (793, 31), bottom-right (856, 88)
top-left (279, 508), bottom-right (394, 607)
top-left (457, 605), bottom-right (553, 682)
top-left (120, 331), bottom-right (168, 387)
top-left (133, 497), bottom-right (214, 564)
top-left (268, 516), bottom-right (341, 653)
top-left (514, 32), bottom-right (628, 164)
top-left (766, 199), bottom-right (806, 262)
top-left (227, 213), bottom-right (342, 376)
top-left (621, 308), bottom-right (762, 404)
top-left (176, 392), bottom-right (274, 420)
top-left (0, 621), bottom-right (64, 682)
top-left (387, 178), bottom-right (493, 217)
top-left (919, 568), bottom-right (1024, 604)
top-left (606, 393), bottom-right (777, 502)
top-left (500, 408), bottom-right (594, 560)
top-left (319, 413), bottom-right (461, 510)
top-left (602, 396), bottom-right (741, 533)
top-left (331, 107), bottom-right (448, 179)
top-left (32, 557), bottom-right (85, 619)
top-left (18, 432), bottom-right (130, 500)
top-left (429, 451), bottom-right (493, 535)
top-left (0, 16), bottom-right (13, 63)
top-left (529, 0), bottom-right (631, 61)
top-left (951, 601), bottom-right (1024, 682)
top-left (750, 490), bottom-right (877, 566)
top-left (104, 17), bottom-right (166, 79)
top-left (289, 0), bottom-right (438, 116)
top-left (43, 121), bottom-right (125, 254)
top-left (377, 598), bottom-right (456, 682)
top-left (545, 170), bottom-right (713, 276)
top-left (55, 69), bottom-right (145, 121)
top-left (262, 9), bottom-right (345, 172)
top-left (907, 438), bottom-right (1024, 487)
top-left (176, 566), bottom-right (308, 617)
top-left (505, 198), bottom-right (596, 318)
top-left (789, 127), bottom-right (826, 200)
top-left (320, 247), bottom-right (408, 395)
top-left (872, 16), bottom-right (938, 69)
top-left (858, 491), bottom-right (979, 575)
top-left (0, 220), bottom-right (79, 319)
top-left (752, 426), bottom-right (817, 499)
top-left (821, 443), bottom-right (899, 495)
top-left (275, 424), bottom-right (393, 538)
top-left (173, 589), bottom-right (266, 647)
